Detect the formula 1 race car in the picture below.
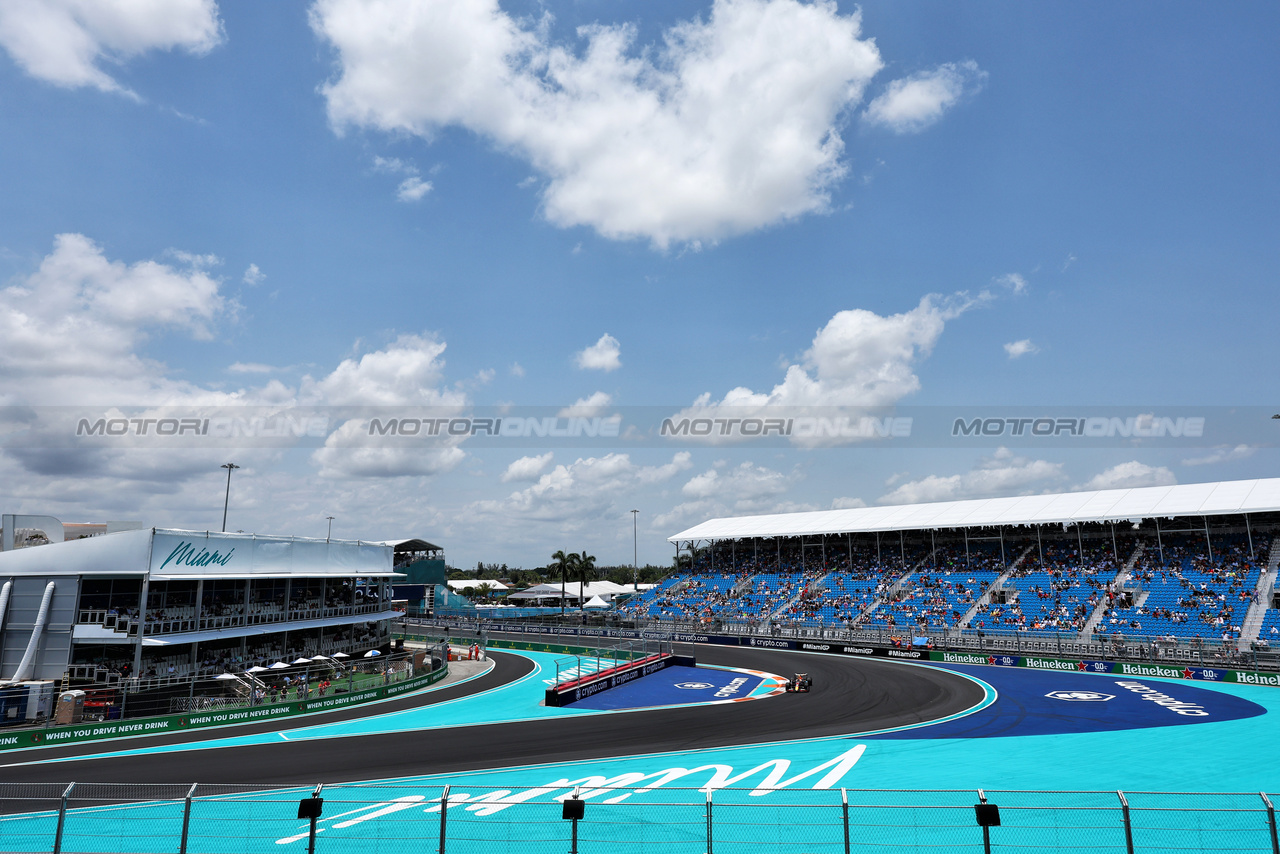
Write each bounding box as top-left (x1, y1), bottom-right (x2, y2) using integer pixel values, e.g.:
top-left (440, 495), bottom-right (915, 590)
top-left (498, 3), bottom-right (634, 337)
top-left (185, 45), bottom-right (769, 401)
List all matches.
top-left (785, 673), bottom-right (812, 693)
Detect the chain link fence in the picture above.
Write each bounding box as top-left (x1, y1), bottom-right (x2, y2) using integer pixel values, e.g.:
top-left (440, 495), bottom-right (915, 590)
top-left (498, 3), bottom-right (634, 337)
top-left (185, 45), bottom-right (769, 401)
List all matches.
top-left (1, 784), bottom-right (1278, 854)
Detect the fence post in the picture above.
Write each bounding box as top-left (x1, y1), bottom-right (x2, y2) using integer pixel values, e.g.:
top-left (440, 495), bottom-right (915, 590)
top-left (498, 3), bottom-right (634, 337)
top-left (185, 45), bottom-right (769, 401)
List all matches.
top-left (52, 782), bottom-right (74, 854)
top-left (179, 783), bottom-right (198, 854)
top-left (306, 784), bottom-right (324, 854)
top-left (438, 785), bottom-right (449, 854)
top-left (1117, 791), bottom-right (1135, 854)
top-left (841, 788), bottom-right (850, 854)
top-left (977, 789), bottom-right (992, 854)
top-left (1262, 792), bottom-right (1279, 854)
top-left (705, 788), bottom-right (714, 854)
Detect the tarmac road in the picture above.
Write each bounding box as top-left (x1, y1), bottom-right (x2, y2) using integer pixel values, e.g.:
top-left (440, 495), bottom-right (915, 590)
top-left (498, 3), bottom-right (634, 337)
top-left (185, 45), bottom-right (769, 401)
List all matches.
top-left (0, 646), bottom-right (983, 789)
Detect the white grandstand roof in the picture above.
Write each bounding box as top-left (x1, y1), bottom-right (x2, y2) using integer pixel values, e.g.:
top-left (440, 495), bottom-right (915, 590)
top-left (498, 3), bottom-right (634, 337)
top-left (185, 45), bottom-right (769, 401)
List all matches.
top-left (667, 478), bottom-right (1280, 543)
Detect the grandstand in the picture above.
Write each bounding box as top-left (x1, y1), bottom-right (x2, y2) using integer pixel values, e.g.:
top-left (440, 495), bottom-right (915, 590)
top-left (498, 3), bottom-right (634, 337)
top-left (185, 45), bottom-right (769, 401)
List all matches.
top-left (620, 479), bottom-right (1280, 653)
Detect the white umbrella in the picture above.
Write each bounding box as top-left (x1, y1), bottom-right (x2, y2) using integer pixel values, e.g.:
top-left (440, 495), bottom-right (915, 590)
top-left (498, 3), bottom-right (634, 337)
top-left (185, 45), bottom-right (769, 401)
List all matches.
top-left (246, 666), bottom-right (268, 673)
top-left (309, 655), bottom-right (329, 662)
top-left (292, 658), bottom-right (312, 665)
top-left (363, 650), bottom-right (381, 658)
top-left (214, 673), bottom-right (238, 680)
top-left (269, 662), bottom-right (290, 670)
top-left (331, 652), bottom-right (349, 659)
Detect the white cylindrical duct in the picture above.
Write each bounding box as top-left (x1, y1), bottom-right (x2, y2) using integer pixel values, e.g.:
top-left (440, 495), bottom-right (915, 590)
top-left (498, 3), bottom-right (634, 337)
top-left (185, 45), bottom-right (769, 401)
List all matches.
top-left (11, 581), bottom-right (55, 682)
top-left (0, 580), bottom-right (12, 635)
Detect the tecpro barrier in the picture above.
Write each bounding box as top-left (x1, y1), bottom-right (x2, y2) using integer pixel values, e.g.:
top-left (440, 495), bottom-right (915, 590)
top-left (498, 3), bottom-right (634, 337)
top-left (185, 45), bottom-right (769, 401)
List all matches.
top-left (0, 666), bottom-right (449, 751)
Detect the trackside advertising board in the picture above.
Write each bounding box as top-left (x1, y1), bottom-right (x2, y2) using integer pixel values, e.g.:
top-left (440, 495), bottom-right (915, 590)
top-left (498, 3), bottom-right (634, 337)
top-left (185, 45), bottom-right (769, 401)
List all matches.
top-left (544, 654), bottom-right (696, 707)
top-left (0, 667), bottom-right (448, 751)
top-left (419, 621), bottom-right (1280, 689)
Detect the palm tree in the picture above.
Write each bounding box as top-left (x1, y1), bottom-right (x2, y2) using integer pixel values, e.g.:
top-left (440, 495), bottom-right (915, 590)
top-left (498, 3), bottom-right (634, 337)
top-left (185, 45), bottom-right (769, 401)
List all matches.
top-left (576, 551), bottom-right (596, 612)
top-left (551, 550), bottom-right (572, 618)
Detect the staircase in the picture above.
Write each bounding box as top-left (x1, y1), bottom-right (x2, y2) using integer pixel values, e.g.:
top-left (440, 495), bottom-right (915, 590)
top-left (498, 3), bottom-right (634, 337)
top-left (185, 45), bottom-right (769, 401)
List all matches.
top-left (1240, 539), bottom-right (1280, 642)
top-left (958, 545), bottom-right (1035, 628)
top-left (767, 571), bottom-right (834, 621)
top-left (1078, 542), bottom-right (1145, 640)
top-left (852, 549), bottom-right (939, 626)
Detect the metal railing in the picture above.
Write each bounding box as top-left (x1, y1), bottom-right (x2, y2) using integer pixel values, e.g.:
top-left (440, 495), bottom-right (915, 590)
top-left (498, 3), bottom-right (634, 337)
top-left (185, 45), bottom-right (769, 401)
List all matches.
top-left (410, 613), bottom-right (1280, 673)
top-left (13, 648), bottom-right (432, 732)
top-left (77, 603), bottom-right (391, 637)
top-left (2, 784), bottom-right (1278, 853)
top-left (549, 636), bottom-right (679, 687)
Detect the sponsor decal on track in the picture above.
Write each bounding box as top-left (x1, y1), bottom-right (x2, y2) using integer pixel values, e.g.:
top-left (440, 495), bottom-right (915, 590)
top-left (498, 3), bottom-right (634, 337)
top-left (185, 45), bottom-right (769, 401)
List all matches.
top-left (274, 744), bottom-right (869, 843)
top-left (1114, 681), bottom-right (1209, 716)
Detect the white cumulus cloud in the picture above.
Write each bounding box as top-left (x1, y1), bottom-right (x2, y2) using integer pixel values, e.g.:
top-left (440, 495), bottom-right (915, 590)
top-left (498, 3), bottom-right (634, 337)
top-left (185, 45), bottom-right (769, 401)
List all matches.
top-left (0, 0), bottom-right (222, 96)
top-left (558, 391), bottom-right (613, 417)
top-left (878, 448), bottom-right (1064, 504)
top-left (373, 156), bottom-right (433, 202)
top-left (575, 334), bottom-right (622, 372)
top-left (471, 451), bottom-right (692, 525)
top-left (863, 59), bottom-right (986, 134)
top-left (397, 177), bottom-right (433, 202)
top-left (0, 233), bottom-right (230, 404)
top-left (666, 292), bottom-right (987, 446)
top-left (301, 334), bottom-right (463, 407)
top-left (311, 419), bottom-right (466, 478)
top-left (997, 272), bottom-right (1027, 294)
top-left (1081, 461), bottom-right (1177, 491)
top-left (1181, 445), bottom-right (1256, 467)
top-left (311, 0), bottom-right (885, 247)
top-left (1004, 339), bottom-right (1039, 359)
top-left (501, 453), bottom-right (555, 482)
top-left (682, 461), bottom-right (792, 502)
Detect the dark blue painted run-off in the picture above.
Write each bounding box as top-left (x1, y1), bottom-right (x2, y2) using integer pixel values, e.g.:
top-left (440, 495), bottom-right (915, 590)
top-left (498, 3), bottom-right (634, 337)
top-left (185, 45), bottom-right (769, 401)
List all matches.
top-left (571, 665), bottom-right (766, 711)
top-left (868, 663), bottom-right (1267, 739)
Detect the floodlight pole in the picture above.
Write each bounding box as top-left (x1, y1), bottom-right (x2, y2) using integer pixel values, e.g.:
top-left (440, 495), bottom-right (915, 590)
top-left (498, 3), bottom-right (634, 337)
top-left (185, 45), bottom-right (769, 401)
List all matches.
top-left (220, 463), bottom-right (239, 532)
top-left (631, 509), bottom-right (639, 593)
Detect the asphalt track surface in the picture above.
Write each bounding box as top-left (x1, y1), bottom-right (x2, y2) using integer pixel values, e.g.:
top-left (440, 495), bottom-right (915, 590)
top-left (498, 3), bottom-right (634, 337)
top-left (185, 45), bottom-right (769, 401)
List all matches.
top-left (0, 646), bottom-right (983, 790)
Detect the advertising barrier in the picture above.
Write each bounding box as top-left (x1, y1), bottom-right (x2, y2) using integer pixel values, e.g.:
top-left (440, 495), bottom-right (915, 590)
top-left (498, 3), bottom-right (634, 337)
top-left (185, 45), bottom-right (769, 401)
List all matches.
top-left (416, 619), bottom-right (1280, 690)
top-left (0, 666), bottom-right (449, 752)
top-left (544, 654), bottom-right (694, 707)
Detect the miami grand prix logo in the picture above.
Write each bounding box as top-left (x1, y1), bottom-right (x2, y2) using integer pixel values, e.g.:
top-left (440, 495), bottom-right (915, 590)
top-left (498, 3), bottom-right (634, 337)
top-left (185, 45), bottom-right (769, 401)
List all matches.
top-left (675, 682), bottom-right (715, 690)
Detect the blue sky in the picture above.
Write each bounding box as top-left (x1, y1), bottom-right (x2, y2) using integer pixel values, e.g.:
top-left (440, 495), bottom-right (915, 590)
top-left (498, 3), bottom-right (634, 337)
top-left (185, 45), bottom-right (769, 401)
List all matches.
top-left (0, 0), bottom-right (1277, 569)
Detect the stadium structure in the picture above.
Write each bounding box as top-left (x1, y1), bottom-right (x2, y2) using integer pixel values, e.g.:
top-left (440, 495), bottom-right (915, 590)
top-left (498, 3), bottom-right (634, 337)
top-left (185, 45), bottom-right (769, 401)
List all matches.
top-left (0, 523), bottom-right (444, 691)
top-left (613, 478), bottom-right (1280, 662)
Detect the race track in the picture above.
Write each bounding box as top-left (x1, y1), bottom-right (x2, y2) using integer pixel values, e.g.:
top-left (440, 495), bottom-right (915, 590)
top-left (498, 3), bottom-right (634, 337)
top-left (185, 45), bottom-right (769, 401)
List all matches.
top-left (0, 646), bottom-right (983, 787)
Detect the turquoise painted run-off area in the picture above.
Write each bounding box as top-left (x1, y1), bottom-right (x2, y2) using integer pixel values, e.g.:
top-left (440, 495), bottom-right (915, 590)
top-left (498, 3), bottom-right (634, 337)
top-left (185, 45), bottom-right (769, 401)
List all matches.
top-left (0, 650), bottom-right (1278, 852)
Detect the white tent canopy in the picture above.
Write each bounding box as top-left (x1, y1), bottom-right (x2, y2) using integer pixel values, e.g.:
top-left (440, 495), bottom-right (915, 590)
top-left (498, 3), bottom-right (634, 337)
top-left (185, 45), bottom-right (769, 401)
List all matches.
top-left (583, 595), bottom-right (610, 609)
top-left (447, 579), bottom-right (510, 592)
top-left (668, 478), bottom-right (1280, 543)
top-left (508, 581), bottom-right (632, 601)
